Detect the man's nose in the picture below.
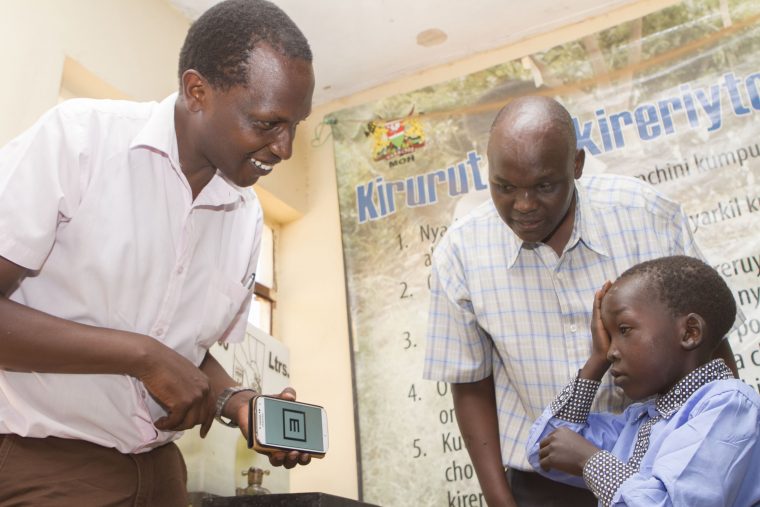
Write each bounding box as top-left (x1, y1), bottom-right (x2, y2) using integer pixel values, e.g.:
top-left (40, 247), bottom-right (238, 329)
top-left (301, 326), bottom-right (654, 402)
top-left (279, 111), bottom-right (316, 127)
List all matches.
top-left (513, 190), bottom-right (537, 213)
top-left (269, 125), bottom-right (296, 161)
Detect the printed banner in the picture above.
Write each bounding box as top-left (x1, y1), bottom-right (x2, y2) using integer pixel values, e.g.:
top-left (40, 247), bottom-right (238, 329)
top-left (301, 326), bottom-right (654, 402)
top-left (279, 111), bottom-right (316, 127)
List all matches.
top-left (330, 2), bottom-right (760, 505)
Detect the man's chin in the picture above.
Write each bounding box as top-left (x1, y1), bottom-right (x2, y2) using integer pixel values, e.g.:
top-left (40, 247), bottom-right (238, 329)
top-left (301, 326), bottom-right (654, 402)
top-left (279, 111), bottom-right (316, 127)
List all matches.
top-left (512, 228), bottom-right (548, 244)
top-left (218, 169), bottom-right (260, 189)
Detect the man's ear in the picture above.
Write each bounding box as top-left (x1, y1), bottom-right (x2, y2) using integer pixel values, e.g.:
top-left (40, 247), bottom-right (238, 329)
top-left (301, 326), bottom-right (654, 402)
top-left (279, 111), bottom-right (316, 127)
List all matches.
top-left (573, 148), bottom-right (585, 180)
top-left (681, 313), bottom-right (705, 351)
top-left (180, 70), bottom-right (208, 113)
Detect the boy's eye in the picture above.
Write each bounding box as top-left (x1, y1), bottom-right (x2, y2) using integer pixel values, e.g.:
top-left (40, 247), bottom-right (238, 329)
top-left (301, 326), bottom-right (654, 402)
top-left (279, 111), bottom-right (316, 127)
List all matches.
top-left (537, 183), bottom-right (554, 192)
top-left (619, 325), bottom-right (631, 336)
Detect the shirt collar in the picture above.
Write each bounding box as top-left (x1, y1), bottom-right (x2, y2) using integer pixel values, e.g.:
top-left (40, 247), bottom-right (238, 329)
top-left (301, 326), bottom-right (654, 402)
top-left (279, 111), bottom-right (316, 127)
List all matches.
top-left (195, 170), bottom-right (255, 207)
top-left (656, 359), bottom-right (734, 417)
top-left (129, 93), bottom-right (250, 207)
top-left (130, 93), bottom-right (181, 168)
top-left (504, 215), bottom-right (523, 269)
top-left (573, 181), bottom-right (609, 257)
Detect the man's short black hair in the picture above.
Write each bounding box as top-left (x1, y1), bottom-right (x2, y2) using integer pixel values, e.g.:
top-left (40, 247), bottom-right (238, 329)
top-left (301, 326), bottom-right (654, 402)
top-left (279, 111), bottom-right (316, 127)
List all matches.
top-left (178, 0), bottom-right (312, 91)
top-left (619, 255), bottom-right (736, 346)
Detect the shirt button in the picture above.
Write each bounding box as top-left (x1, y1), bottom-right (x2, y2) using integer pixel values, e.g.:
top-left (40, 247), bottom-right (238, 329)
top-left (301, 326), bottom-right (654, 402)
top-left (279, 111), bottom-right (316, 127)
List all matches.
top-left (556, 273), bottom-right (563, 280)
top-left (570, 324), bottom-right (578, 333)
top-left (177, 266), bottom-right (184, 274)
top-left (156, 329), bottom-right (164, 337)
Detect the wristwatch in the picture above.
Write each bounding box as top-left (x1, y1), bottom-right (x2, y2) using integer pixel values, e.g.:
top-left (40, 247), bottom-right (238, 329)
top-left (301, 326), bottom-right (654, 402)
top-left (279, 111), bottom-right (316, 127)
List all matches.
top-left (215, 386), bottom-right (257, 427)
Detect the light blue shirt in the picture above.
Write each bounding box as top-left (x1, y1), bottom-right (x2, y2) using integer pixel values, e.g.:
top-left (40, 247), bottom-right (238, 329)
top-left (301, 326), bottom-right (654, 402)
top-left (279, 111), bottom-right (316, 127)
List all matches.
top-left (527, 360), bottom-right (760, 506)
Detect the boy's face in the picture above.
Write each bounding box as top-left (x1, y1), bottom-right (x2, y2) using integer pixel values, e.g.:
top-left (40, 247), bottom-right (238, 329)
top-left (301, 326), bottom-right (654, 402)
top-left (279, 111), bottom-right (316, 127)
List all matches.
top-left (600, 276), bottom-right (687, 400)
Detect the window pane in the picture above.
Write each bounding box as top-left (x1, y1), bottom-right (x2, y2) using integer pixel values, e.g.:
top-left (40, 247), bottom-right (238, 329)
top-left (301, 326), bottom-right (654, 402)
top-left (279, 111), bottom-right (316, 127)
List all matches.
top-left (255, 224), bottom-right (274, 289)
top-left (248, 295), bottom-right (272, 335)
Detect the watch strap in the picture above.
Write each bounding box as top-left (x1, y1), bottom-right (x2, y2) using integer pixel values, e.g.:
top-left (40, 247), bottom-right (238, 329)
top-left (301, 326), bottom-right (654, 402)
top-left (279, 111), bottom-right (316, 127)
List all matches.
top-left (215, 386), bottom-right (257, 427)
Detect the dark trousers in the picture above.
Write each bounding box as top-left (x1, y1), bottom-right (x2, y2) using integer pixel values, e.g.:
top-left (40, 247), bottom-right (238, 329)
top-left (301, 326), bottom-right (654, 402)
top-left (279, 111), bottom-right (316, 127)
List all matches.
top-left (0, 434), bottom-right (188, 507)
top-left (507, 468), bottom-right (598, 507)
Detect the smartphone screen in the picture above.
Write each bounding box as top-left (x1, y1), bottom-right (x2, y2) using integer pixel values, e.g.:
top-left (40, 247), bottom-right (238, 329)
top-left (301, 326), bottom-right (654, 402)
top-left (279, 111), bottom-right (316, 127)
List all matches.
top-left (252, 397), bottom-right (328, 455)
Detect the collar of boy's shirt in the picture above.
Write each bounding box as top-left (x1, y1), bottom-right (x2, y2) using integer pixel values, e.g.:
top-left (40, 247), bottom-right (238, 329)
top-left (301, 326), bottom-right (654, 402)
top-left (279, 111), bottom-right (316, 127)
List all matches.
top-left (654, 359), bottom-right (734, 417)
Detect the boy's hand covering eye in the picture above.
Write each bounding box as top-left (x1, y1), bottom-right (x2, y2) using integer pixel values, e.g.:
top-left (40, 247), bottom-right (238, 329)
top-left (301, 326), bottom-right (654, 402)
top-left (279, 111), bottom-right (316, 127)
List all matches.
top-left (590, 281), bottom-right (612, 362)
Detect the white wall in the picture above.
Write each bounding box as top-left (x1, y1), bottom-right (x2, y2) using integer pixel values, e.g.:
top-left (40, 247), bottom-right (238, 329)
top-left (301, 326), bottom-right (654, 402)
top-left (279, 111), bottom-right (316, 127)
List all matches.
top-left (0, 0), bottom-right (187, 143)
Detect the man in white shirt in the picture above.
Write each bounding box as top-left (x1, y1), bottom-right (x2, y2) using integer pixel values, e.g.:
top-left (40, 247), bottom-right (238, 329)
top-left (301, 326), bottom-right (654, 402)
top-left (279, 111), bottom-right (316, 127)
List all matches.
top-left (0, 0), bottom-right (314, 504)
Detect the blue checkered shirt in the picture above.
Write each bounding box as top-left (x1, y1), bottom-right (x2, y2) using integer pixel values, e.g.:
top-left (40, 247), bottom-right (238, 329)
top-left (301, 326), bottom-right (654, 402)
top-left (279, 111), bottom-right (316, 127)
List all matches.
top-left (423, 174), bottom-right (704, 469)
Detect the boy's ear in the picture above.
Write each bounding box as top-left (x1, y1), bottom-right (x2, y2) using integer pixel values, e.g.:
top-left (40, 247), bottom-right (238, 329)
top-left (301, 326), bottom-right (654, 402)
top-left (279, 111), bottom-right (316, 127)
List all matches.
top-left (680, 313), bottom-right (705, 351)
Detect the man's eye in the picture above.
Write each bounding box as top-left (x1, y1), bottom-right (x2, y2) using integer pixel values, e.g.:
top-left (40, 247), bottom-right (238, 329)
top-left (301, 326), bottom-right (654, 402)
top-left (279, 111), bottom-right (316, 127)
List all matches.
top-left (619, 326), bottom-right (631, 335)
top-left (538, 183), bottom-right (554, 192)
top-left (253, 120), bottom-right (276, 130)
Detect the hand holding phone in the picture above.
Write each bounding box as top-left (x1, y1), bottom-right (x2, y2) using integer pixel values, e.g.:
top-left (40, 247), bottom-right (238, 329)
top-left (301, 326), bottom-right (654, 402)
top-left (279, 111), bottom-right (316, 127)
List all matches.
top-left (248, 395), bottom-right (329, 458)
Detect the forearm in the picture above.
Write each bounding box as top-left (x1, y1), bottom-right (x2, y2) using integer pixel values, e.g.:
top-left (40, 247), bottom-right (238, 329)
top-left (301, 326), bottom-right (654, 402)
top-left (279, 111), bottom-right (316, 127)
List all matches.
top-left (0, 296), bottom-right (157, 377)
top-left (0, 255), bottom-right (215, 433)
top-left (452, 376), bottom-right (516, 507)
top-left (199, 352), bottom-right (255, 422)
top-left (532, 375), bottom-right (626, 463)
top-left (579, 354), bottom-right (610, 382)
top-left (531, 378), bottom-right (605, 483)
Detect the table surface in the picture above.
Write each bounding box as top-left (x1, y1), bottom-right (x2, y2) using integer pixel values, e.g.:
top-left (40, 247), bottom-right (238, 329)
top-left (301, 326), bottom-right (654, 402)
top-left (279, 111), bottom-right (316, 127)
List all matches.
top-left (200, 492), bottom-right (381, 507)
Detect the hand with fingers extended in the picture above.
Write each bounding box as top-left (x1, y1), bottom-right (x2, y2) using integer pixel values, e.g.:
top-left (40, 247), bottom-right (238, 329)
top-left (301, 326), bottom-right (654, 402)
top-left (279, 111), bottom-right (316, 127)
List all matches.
top-left (580, 281), bottom-right (613, 381)
top-left (234, 387), bottom-right (313, 469)
top-left (590, 281), bottom-right (612, 361)
top-left (538, 427), bottom-right (601, 477)
top-left (134, 341), bottom-right (215, 436)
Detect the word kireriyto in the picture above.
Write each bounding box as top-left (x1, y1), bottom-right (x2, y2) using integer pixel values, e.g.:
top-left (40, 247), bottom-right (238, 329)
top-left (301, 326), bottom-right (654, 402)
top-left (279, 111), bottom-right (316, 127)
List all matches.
top-left (574, 71), bottom-right (760, 155)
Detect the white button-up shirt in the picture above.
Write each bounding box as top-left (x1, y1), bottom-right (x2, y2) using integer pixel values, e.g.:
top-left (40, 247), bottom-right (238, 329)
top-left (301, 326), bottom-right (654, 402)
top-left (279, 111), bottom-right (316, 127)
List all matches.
top-left (0, 94), bottom-right (262, 453)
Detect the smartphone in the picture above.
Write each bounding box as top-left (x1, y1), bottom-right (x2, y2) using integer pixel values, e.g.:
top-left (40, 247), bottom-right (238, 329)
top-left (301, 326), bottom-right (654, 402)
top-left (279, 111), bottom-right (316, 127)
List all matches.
top-left (247, 395), bottom-right (328, 458)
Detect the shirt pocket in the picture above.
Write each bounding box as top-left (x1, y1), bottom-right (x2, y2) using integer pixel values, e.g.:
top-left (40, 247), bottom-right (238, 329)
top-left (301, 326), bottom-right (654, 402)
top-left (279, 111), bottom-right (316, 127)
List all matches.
top-left (196, 269), bottom-right (250, 349)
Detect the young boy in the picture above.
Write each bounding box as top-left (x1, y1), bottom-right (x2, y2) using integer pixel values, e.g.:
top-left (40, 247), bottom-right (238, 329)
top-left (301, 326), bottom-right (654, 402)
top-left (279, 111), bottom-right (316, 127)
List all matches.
top-left (526, 255), bottom-right (760, 506)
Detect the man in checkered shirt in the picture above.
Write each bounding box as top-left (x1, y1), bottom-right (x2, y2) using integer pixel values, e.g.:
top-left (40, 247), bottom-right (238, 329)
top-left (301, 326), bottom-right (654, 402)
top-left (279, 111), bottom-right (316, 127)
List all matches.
top-left (423, 96), bottom-right (737, 506)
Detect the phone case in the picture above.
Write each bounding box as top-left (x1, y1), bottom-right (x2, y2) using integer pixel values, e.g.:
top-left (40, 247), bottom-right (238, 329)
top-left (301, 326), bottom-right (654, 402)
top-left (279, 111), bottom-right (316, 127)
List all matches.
top-left (247, 396), bottom-right (326, 458)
